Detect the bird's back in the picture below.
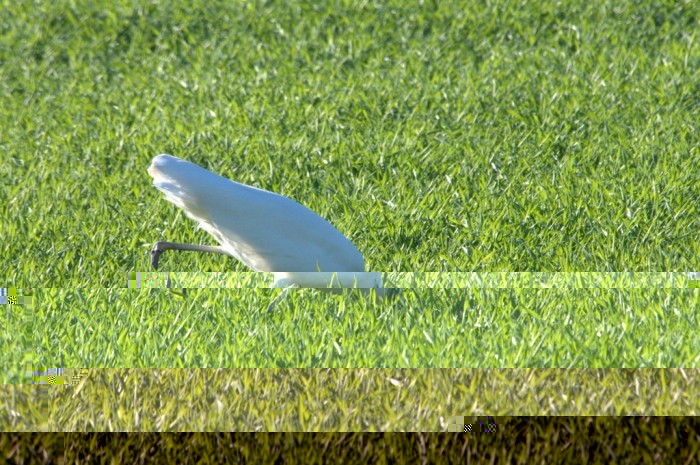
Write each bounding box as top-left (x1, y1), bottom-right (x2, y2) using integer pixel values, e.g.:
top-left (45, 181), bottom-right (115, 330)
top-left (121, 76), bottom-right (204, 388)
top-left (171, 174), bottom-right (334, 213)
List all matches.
top-left (149, 154), bottom-right (366, 273)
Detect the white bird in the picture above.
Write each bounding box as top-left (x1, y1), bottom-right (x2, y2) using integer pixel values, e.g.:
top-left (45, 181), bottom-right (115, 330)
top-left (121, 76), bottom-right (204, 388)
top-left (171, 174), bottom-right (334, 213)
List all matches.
top-left (148, 154), bottom-right (401, 309)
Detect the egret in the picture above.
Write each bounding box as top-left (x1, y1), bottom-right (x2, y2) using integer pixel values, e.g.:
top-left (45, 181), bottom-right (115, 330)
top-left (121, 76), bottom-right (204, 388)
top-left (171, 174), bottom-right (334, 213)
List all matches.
top-left (148, 154), bottom-right (401, 309)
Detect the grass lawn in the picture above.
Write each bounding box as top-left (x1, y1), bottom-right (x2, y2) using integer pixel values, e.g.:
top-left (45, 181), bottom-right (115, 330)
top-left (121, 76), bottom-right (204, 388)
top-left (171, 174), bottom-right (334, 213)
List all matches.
top-left (1, 0), bottom-right (699, 430)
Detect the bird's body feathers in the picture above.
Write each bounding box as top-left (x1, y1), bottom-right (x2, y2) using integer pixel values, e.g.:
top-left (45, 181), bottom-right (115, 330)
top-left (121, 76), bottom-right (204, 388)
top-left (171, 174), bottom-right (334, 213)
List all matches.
top-left (149, 154), bottom-right (365, 274)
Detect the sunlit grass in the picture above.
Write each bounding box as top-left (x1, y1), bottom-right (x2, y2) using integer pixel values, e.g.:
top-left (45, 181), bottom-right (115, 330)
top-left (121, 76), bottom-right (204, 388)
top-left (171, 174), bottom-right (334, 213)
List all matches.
top-left (1, 0), bottom-right (698, 372)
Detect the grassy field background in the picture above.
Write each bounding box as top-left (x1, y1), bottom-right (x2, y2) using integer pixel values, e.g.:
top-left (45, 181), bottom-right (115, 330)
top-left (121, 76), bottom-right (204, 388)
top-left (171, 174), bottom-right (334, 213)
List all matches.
top-left (1, 0), bottom-right (699, 432)
top-left (3, 1), bottom-right (698, 282)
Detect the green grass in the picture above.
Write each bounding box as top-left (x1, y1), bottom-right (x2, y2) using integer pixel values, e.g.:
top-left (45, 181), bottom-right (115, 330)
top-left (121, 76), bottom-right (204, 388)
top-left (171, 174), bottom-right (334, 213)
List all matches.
top-left (2, 0), bottom-right (699, 373)
top-left (0, 286), bottom-right (692, 370)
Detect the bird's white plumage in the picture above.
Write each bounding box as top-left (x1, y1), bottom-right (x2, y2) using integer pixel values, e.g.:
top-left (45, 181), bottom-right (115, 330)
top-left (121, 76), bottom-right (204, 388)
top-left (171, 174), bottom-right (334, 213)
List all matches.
top-left (148, 154), bottom-right (386, 293)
